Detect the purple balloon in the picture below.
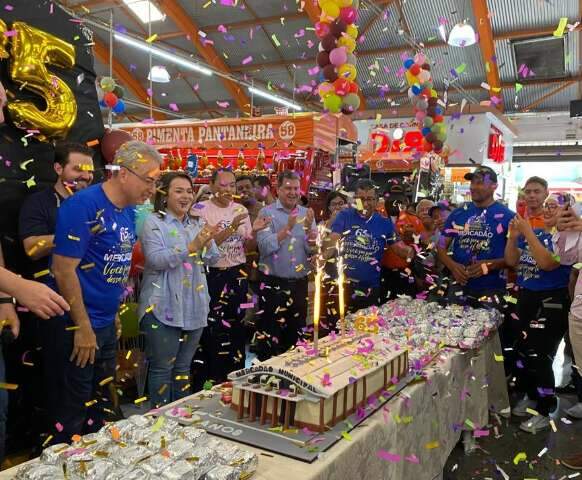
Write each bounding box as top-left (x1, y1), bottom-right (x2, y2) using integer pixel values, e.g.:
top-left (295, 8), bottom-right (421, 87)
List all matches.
top-left (329, 47), bottom-right (348, 67)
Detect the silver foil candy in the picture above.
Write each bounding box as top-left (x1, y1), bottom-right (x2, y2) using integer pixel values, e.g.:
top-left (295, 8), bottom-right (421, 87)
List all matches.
top-left (110, 444), bottom-right (153, 466)
top-left (15, 463), bottom-right (65, 480)
top-left (141, 430), bottom-right (176, 450)
top-left (185, 446), bottom-right (218, 474)
top-left (219, 446), bottom-right (258, 474)
top-left (140, 453), bottom-right (175, 475)
top-left (180, 426), bottom-right (208, 445)
top-left (161, 459), bottom-right (205, 480)
top-left (166, 438), bottom-right (196, 459)
top-left (107, 466), bottom-right (152, 480)
top-left (127, 414), bottom-right (153, 429)
top-left (39, 443), bottom-right (71, 465)
top-left (204, 465), bottom-right (241, 480)
top-left (63, 458), bottom-right (116, 479)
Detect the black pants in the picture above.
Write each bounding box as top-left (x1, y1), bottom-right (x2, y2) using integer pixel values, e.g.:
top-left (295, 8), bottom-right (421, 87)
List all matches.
top-left (39, 316), bottom-right (68, 433)
top-left (54, 321), bottom-right (117, 443)
top-left (256, 274), bottom-right (308, 361)
top-left (192, 266), bottom-right (247, 390)
top-left (515, 287), bottom-right (570, 415)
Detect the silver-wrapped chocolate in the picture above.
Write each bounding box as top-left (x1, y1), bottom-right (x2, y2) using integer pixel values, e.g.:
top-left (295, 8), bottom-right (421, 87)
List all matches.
top-left (128, 414), bottom-right (153, 429)
top-left (102, 419), bottom-right (136, 441)
top-left (140, 429), bottom-right (175, 450)
top-left (185, 446), bottom-right (218, 474)
top-left (110, 444), bottom-right (152, 466)
top-left (15, 463), bottom-right (65, 479)
top-left (161, 459), bottom-right (204, 480)
top-left (204, 465), bottom-right (241, 480)
top-left (166, 438), bottom-right (195, 459)
top-left (108, 466), bottom-right (152, 480)
top-left (219, 446), bottom-right (258, 474)
top-left (180, 426), bottom-right (208, 445)
top-left (140, 453), bottom-right (175, 474)
top-left (63, 458), bottom-right (115, 479)
top-left (39, 443), bottom-right (70, 465)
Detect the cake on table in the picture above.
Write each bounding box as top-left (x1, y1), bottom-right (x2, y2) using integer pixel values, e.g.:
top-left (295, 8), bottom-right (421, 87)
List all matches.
top-left (228, 332), bottom-right (409, 432)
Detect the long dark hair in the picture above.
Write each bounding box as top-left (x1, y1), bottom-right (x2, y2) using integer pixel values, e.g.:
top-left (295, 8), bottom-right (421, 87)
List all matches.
top-left (325, 191), bottom-right (347, 216)
top-left (153, 171), bottom-right (193, 216)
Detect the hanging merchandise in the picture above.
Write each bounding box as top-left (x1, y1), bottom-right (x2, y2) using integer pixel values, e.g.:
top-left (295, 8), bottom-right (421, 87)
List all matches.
top-left (403, 53), bottom-right (448, 154)
top-left (315, 0), bottom-right (360, 114)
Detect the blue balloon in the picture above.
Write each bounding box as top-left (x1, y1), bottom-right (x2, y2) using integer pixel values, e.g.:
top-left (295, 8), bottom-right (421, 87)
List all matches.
top-left (422, 127), bottom-right (431, 136)
top-left (404, 58), bottom-right (415, 69)
top-left (435, 106), bottom-right (444, 115)
top-left (187, 154), bottom-right (198, 178)
top-left (99, 100), bottom-right (107, 108)
top-left (112, 99), bottom-right (125, 114)
top-left (411, 85), bottom-right (422, 95)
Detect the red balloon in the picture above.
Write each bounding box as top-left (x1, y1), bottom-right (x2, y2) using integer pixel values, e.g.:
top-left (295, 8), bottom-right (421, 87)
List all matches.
top-left (317, 51), bottom-right (331, 68)
top-left (103, 92), bottom-right (118, 108)
top-left (333, 78), bottom-right (351, 96)
top-left (101, 129), bottom-right (134, 164)
top-left (433, 140), bottom-right (444, 151)
top-left (348, 81), bottom-right (359, 94)
top-left (434, 115), bottom-right (444, 123)
top-left (409, 64), bottom-right (421, 76)
top-left (422, 63), bottom-right (431, 71)
top-left (428, 97), bottom-right (438, 106)
top-left (425, 132), bottom-right (437, 144)
top-left (423, 141), bottom-right (433, 152)
top-left (321, 34), bottom-right (337, 52)
top-left (315, 21), bottom-right (331, 39)
top-left (323, 64), bottom-right (338, 82)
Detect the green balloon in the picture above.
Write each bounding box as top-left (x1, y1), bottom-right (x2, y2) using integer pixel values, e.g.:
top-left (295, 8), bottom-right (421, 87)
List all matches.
top-left (423, 117), bottom-right (434, 128)
top-left (113, 85), bottom-right (125, 99)
top-left (100, 76), bottom-right (116, 93)
top-left (342, 93), bottom-right (361, 110)
top-left (324, 93), bottom-right (342, 113)
top-left (431, 124), bottom-right (440, 133)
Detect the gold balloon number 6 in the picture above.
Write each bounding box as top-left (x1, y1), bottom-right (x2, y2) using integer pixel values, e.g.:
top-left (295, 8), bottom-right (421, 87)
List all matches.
top-left (0, 20), bottom-right (77, 140)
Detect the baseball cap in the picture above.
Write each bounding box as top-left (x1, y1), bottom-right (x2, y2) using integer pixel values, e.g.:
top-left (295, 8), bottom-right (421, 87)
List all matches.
top-left (464, 166), bottom-right (498, 184)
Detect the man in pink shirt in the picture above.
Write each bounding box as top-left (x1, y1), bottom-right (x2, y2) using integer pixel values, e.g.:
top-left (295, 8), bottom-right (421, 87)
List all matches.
top-left (191, 168), bottom-right (268, 385)
top-left (555, 204), bottom-right (582, 470)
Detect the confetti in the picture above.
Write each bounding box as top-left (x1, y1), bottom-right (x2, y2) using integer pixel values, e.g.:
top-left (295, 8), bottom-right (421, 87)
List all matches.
top-left (513, 452), bottom-right (527, 465)
top-left (553, 17), bottom-right (568, 37)
top-left (145, 33), bottom-right (158, 43)
top-left (377, 450), bottom-right (401, 462)
top-left (425, 441), bottom-right (439, 449)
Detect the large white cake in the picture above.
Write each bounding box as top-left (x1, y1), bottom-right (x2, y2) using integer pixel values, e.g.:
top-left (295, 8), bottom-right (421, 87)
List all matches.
top-left (228, 333), bottom-right (408, 432)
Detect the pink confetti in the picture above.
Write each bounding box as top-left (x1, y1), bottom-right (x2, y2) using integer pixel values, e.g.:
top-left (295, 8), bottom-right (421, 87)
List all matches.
top-left (55, 422), bottom-right (63, 432)
top-left (3, 30), bottom-right (17, 37)
top-left (405, 454), bottom-right (420, 464)
top-left (377, 450), bottom-right (401, 463)
top-left (307, 66), bottom-right (320, 76)
top-left (240, 303), bottom-right (254, 309)
top-left (473, 429), bottom-right (490, 437)
top-left (4, 4), bottom-right (13, 11)
top-left (217, 24), bottom-right (228, 33)
top-left (242, 56), bottom-right (253, 65)
top-left (221, 320), bottom-right (231, 328)
top-left (216, 101), bottom-right (230, 108)
top-left (183, 262), bottom-right (192, 270)
top-left (496, 223), bottom-right (504, 234)
top-left (169, 103), bottom-right (179, 112)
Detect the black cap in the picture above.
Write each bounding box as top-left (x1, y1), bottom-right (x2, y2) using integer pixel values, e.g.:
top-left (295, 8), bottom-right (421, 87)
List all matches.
top-left (464, 166), bottom-right (498, 184)
top-left (428, 203), bottom-right (452, 217)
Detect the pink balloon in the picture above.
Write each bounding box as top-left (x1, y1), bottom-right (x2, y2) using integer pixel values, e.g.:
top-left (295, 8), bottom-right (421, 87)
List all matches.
top-left (340, 7), bottom-right (357, 24)
top-left (414, 53), bottom-right (426, 65)
top-left (415, 111), bottom-right (427, 122)
top-left (329, 47), bottom-right (348, 67)
top-left (315, 21), bottom-right (331, 39)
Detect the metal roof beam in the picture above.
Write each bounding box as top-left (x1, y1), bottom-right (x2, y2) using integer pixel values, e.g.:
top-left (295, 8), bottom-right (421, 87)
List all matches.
top-left (160, 0), bottom-right (251, 114)
top-left (93, 38), bottom-right (166, 120)
top-left (471, 0), bottom-right (503, 111)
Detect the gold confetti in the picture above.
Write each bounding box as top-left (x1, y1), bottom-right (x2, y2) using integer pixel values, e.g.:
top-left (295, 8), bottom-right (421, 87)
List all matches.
top-left (134, 396), bottom-right (148, 404)
top-left (98, 376), bottom-right (114, 386)
top-left (67, 234), bottom-right (81, 241)
top-left (85, 399), bottom-right (97, 407)
top-left (0, 382), bottom-right (18, 390)
top-left (145, 33), bottom-right (158, 43)
top-left (33, 269), bottom-right (50, 279)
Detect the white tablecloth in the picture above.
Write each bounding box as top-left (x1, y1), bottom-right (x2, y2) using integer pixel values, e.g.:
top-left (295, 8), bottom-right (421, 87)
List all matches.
top-left (1, 332), bottom-right (508, 480)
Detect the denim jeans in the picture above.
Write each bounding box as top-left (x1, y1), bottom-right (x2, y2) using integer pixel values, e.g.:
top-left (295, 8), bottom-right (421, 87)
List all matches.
top-left (142, 313), bottom-right (203, 408)
top-left (54, 320), bottom-right (117, 444)
top-left (0, 342), bottom-right (6, 465)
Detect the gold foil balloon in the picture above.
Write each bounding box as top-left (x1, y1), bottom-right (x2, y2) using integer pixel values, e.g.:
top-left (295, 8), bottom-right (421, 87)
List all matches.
top-left (8, 22), bottom-right (77, 140)
top-left (0, 20), bottom-right (9, 59)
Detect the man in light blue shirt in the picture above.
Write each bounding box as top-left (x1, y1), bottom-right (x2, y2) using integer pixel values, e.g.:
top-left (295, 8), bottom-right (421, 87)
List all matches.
top-left (255, 171), bottom-right (316, 360)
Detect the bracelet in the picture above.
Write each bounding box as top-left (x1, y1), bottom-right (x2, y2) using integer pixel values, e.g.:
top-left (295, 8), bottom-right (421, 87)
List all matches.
top-left (0, 297), bottom-right (14, 304)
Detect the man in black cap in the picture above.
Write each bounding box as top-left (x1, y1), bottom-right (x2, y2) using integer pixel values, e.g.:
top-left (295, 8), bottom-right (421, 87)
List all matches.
top-left (437, 166), bottom-right (515, 308)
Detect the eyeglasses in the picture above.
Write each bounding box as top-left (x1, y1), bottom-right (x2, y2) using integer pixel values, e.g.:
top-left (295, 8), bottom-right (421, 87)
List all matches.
top-left (121, 165), bottom-right (158, 186)
top-left (543, 204), bottom-right (559, 210)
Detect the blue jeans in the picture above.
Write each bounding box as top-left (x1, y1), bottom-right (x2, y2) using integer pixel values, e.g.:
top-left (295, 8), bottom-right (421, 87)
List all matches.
top-left (143, 313), bottom-right (203, 408)
top-left (0, 343), bottom-right (6, 465)
top-left (54, 320), bottom-right (117, 444)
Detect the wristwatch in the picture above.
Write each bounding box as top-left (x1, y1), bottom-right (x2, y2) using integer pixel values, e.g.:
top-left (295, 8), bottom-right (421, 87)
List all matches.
top-left (0, 297), bottom-right (14, 304)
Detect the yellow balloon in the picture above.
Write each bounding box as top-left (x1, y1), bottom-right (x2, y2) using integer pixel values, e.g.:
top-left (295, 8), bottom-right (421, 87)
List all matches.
top-left (405, 70), bottom-right (418, 87)
top-left (337, 35), bottom-right (356, 53)
top-left (0, 19), bottom-right (9, 59)
top-left (430, 89), bottom-right (438, 98)
top-left (321, 1), bottom-right (340, 19)
top-left (346, 24), bottom-right (359, 39)
top-left (8, 22), bottom-right (77, 141)
top-left (338, 63), bottom-right (357, 81)
top-left (336, 0), bottom-right (353, 6)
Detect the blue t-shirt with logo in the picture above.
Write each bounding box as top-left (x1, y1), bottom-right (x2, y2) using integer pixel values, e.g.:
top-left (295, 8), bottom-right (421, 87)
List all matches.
top-left (52, 184), bottom-right (136, 328)
top-left (517, 229), bottom-right (571, 291)
top-left (443, 202), bottom-right (515, 291)
top-left (331, 207), bottom-right (397, 289)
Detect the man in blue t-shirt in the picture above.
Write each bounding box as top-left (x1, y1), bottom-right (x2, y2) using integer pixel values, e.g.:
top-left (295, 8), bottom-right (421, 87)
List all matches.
top-left (51, 140), bottom-right (162, 442)
top-left (328, 179), bottom-right (413, 312)
top-left (437, 166), bottom-right (515, 309)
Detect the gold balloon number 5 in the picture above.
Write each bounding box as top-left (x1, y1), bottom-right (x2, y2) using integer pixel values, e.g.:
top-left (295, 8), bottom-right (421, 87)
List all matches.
top-left (0, 20), bottom-right (77, 140)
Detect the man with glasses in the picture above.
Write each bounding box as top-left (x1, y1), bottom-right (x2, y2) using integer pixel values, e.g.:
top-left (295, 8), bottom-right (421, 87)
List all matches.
top-left (50, 141), bottom-right (161, 442)
top-left (327, 179), bottom-right (413, 312)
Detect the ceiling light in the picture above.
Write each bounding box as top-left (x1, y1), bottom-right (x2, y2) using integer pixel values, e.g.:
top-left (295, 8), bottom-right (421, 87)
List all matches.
top-left (447, 22), bottom-right (477, 47)
top-left (122, 0), bottom-right (164, 23)
top-left (114, 32), bottom-right (213, 76)
top-left (248, 87), bottom-right (303, 111)
top-left (148, 65), bottom-right (171, 83)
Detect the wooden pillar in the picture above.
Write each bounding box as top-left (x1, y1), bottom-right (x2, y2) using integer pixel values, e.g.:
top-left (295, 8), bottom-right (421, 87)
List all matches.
top-left (283, 401), bottom-right (291, 430)
top-left (352, 381), bottom-right (358, 413)
top-left (342, 386), bottom-right (348, 420)
top-left (238, 390), bottom-right (245, 420)
top-left (319, 399), bottom-right (325, 432)
top-left (361, 377), bottom-right (367, 408)
top-left (332, 392), bottom-right (338, 426)
top-left (260, 395), bottom-right (268, 425)
top-left (383, 365), bottom-right (388, 388)
top-left (249, 392), bottom-right (256, 422)
top-left (271, 398), bottom-right (279, 426)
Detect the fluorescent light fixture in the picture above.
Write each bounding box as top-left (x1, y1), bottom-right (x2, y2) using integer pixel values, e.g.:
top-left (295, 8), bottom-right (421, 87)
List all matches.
top-left (447, 22), bottom-right (477, 47)
top-left (148, 65), bottom-right (171, 83)
top-left (122, 0), bottom-right (164, 23)
top-left (114, 32), bottom-right (213, 76)
top-left (248, 87), bottom-right (303, 111)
